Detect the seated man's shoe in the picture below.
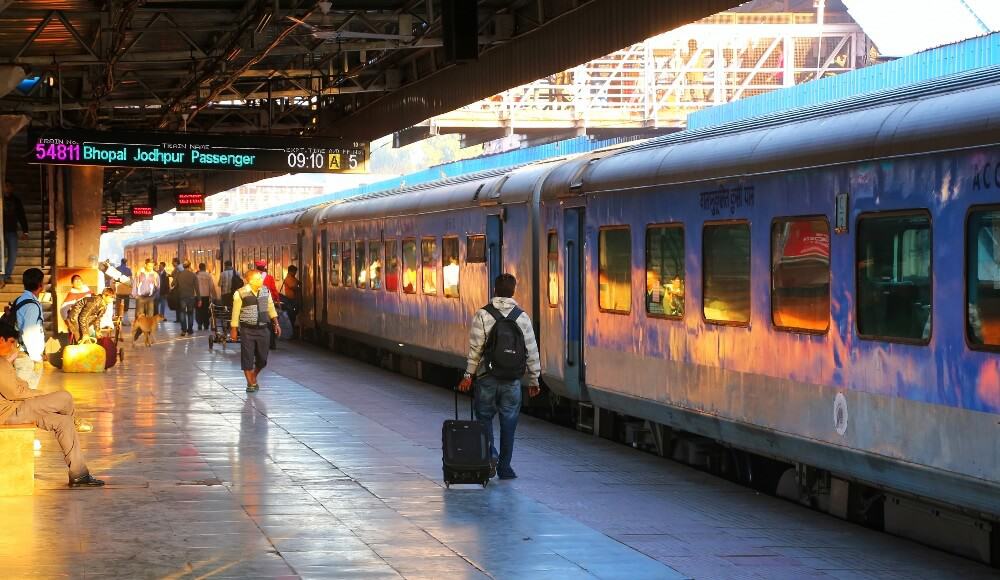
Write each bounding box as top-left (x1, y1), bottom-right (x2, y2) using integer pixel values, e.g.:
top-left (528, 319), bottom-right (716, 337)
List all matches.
top-left (498, 468), bottom-right (517, 480)
top-left (74, 418), bottom-right (94, 433)
top-left (69, 474), bottom-right (105, 487)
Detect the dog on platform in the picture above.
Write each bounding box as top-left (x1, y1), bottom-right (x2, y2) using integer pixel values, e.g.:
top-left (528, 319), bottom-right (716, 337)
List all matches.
top-left (132, 314), bottom-right (164, 346)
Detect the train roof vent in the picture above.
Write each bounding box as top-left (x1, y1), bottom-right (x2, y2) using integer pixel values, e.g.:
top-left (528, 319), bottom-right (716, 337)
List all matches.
top-left (569, 158), bottom-right (600, 190)
top-left (472, 184), bottom-right (484, 201)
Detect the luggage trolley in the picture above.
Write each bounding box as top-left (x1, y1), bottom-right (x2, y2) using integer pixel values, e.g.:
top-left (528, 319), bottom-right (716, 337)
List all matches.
top-left (208, 304), bottom-right (238, 351)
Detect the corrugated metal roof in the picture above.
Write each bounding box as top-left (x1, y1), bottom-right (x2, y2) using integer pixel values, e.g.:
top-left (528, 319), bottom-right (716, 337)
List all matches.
top-left (687, 30), bottom-right (1000, 130)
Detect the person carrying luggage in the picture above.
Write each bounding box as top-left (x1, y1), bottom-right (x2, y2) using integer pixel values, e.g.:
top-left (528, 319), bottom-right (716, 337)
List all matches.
top-left (457, 273), bottom-right (541, 480)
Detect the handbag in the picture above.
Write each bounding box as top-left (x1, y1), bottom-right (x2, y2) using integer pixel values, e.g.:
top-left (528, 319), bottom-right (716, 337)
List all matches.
top-left (62, 336), bottom-right (107, 373)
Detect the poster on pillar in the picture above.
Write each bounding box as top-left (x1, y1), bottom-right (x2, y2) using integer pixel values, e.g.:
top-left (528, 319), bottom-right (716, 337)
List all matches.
top-left (27, 128), bottom-right (368, 174)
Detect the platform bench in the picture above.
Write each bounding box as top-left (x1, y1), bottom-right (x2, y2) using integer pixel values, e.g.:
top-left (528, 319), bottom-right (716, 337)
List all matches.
top-left (0, 424), bottom-right (35, 496)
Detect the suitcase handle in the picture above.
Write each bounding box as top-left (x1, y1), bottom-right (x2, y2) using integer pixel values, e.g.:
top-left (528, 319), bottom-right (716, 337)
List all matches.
top-left (454, 384), bottom-right (474, 421)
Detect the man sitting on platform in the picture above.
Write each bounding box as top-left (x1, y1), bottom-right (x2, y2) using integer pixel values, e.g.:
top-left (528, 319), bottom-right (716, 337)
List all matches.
top-left (0, 322), bottom-right (104, 487)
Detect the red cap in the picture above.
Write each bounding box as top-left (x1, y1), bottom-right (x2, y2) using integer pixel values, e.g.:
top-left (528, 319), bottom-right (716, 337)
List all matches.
top-left (254, 259), bottom-right (267, 269)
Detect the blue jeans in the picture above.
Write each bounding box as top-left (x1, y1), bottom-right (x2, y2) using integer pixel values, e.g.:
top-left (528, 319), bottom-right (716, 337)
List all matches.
top-left (4, 230), bottom-right (18, 279)
top-left (179, 297), bottom-right (196, 333)
top-left (474, 375), bottom-right (522, 476)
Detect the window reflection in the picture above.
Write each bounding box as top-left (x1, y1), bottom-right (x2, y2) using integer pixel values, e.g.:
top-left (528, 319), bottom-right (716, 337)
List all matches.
top-left (341, 241), bottom-right (353, 287)
top-left (330, 242), bottom-right (340, 287)
top-left (968, 209), bottom-right (1000, 346)
top-left (421, 238), bottom-right (438, 295)
top-left (369, 241), bottom-right (382, 290)
top-left (443, 237), bottom-right (460, 298)
top-left (772, 218), bottom-right (830, 331)
top-left (355, 241), bottom-right (366, 288)
top-left (598, 228), bottom-right (631, 313)
top-left (857, 213), bottom-right (931, 341)
top-left (547, 233), bottom-right (558, 306)
top-left (703, 223), bottom-right (750, 324)
top-left (402, 240), bottom-right (417, 294)
top-left (384, 240), bottom-right (399, 292)
top-left (645, 225), bottom-right (684, 317)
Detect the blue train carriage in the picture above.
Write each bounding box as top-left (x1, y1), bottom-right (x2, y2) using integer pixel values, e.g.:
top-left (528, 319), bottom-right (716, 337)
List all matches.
top-left (313, 164), bottom-right (556, 369)
top-left (550, 80), bottom-right (1000, 519)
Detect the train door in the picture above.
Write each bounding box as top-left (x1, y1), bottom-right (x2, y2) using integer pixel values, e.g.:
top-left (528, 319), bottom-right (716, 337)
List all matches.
top-left (487, 213), bottom-right (503, 296)
top-left (563, 207), bottom-right (585, 396)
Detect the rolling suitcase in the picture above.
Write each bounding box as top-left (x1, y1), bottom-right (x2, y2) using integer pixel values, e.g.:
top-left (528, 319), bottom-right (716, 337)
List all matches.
top-left (442, 387), bottom-right (492, 488)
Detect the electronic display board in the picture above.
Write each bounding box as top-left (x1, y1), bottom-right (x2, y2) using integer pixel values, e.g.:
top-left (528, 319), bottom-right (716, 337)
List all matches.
top-left (131, 205), bottom-right (154, 218)
top-left (100, 224), bottom-right (108, 233)
top-left (28, 128), bottom-right (367, 174)
top-left (106, 216), bottom-right (124, 227)
top-left (176, 192), bottom-right (205, 212)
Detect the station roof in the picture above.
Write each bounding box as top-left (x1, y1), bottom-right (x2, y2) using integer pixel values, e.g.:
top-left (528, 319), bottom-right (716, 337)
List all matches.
top-left (0, 0), bottom-right (743, 212)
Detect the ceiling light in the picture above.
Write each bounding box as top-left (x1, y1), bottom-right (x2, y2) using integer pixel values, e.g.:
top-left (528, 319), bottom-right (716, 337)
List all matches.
top-left (318, 1), bottom-right (332, 15)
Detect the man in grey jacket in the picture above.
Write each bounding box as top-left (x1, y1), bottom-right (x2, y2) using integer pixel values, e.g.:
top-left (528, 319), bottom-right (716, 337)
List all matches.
top-left (458, 273), bottom-right (541, 480)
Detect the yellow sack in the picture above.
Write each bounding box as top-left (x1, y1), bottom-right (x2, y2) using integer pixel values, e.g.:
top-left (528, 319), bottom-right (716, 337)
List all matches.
top-left (62, 337), bottom-right (106, 373)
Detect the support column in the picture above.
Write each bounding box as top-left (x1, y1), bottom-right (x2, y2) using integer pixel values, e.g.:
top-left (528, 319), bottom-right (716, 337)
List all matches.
top-left (53, 166), bottom-right (102, 333)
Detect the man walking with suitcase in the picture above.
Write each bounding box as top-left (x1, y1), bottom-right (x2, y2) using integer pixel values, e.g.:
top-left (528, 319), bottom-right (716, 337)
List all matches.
top-left (458, 273), bottom-right (541, 480)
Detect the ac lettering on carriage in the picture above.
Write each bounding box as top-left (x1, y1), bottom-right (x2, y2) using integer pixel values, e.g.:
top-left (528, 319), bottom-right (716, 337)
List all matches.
top-left (972, 161), bottom-right (1000, 190)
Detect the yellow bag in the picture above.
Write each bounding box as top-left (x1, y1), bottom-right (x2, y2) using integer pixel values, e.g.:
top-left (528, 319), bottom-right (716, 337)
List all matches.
top-left (62, 337), bottom-right (106, 373)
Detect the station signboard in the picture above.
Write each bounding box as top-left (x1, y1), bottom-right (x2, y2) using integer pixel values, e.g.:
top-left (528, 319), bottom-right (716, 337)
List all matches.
top-left (176, 192), bottom-right (205, 212)
top-left (27, 128), bottom-right (368, 174)
top-left (106, 215), bottom-right (124, 227)
top-left (100, 224), bottom-right (108, 233)
top-left (130, 205), bottom-right (154, 219)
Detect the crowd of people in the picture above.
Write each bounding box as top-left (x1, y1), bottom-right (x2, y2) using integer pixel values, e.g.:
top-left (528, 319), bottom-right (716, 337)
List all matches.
top-left (0, 200), bottom-right (541, 487)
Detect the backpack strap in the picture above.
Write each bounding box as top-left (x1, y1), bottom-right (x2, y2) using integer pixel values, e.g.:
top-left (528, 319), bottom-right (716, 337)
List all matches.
top-left (506, 307), bottom-right (523, 322)
top-left (483, 303), bottom-right (504, 323)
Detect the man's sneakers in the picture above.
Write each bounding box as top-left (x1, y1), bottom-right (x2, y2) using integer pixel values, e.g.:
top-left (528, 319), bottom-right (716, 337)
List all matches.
top-left (246, 383), bottom-right (259, 393)
top-left (498, 468), bottom-right (518, 480)
top-left (69, 474), bottom-right (105, 487)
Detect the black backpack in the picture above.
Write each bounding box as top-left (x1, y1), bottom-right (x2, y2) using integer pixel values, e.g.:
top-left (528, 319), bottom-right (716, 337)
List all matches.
top-left (0, 297), bottom-right (42, 347)
top-left (482, 304), bottom-right (527, 381)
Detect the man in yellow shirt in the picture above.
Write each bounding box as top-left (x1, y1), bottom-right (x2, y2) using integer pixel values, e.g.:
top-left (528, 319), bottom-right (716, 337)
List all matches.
top-left (230, 270), bottom-right (280, 393)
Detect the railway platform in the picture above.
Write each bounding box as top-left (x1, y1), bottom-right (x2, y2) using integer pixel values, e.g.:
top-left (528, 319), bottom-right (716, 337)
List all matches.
top-left (2, 329), bottom-right (996, 580)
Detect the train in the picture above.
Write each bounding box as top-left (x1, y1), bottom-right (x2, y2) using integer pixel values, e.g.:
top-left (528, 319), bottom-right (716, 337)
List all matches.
top-left (126, 73), bottom-right (1000, 559)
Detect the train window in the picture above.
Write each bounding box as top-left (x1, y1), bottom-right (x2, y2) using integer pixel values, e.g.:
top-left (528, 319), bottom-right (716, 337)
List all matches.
top-left (547, 232), bottom-right (558, 307)
top-left (329, 242), bottom-right (340, 287)
top-left (598, 227), bottom-right (631, 314)
top-left (857, 212), bottom-right (931, 342)
top-left (402, 239), bottom-right (417, 294)
top-left (341, 241), bottom-right (353, 287)
top-left (467, 235), bottom-right (486, 263)
top-left (771, 217), bottom-right (830, 332)
top-left (384, 240), bottom-right (399, 292)
top-left (645, 225), bottom-right (684, 318)
top-left (368, 241), bottom-right (382, 290)
top-left (421, 237), bottom-right (438, 295)
top-left (355, 240), bottom-right (367, 288)
top-left (443, 237), bottom-right (460, 298)
top-left (703, 223), bottom-right (750, 324)
top-left (968, 209), bottom-right (1000, 348)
